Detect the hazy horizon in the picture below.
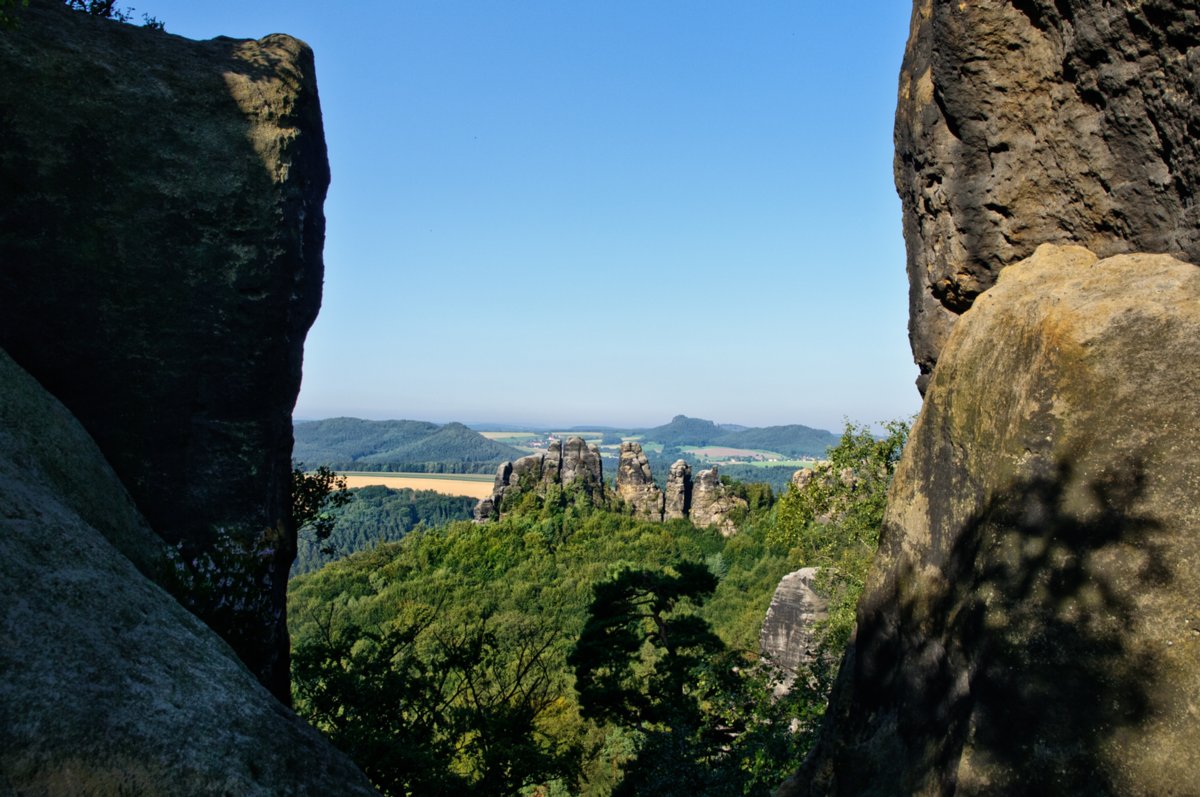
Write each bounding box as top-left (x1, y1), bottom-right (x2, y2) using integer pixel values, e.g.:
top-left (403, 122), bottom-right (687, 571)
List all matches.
top-left (293, 411), bottom-right (861, 434)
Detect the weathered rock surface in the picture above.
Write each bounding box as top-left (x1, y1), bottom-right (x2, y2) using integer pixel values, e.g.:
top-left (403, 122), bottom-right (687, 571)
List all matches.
top-left (616, 442), bottom-right (665, 520)
top-left (664, 459), bottom-right (693, 520)
top-left (0, 0), bottom-right (329, 697)
top-left (478, 437), bottom-right (606, 518)
top-left (793, 246), bottom-right (1200, 795)
top-left (0, 349), bottom-right (377, 796)
top-left (896, 0), bottom-right (1200, 391)
top-left (689, 467), bottom-right (747, 536)
top-left (759, 567), bottom-right (828, 694)
top-left (561, 436), bottom-right (605, 498)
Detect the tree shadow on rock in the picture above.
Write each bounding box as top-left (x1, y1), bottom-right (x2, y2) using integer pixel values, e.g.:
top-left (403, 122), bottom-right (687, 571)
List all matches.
top-left (839, 457), bottom-right (1172, 796)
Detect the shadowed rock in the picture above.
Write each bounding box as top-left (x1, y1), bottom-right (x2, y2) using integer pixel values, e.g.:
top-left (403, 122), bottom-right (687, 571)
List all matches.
top-left (896, 0), bottom-right (1200, 391)
top-left (790, 246), bottom-right (1200, 795)
top-left (0, 349), bottom-right (377, 796)
top-left (0, 0), bottom-right (329, 698)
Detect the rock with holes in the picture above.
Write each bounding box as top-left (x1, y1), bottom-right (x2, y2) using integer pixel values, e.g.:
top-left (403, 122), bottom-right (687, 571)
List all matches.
top-left (895, 0), bottom-right (1200, 391)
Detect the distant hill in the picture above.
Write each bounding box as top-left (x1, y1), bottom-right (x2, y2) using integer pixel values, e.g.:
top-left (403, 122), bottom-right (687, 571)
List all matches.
top-left (642, 415), bottom-right (726, 447)
top-left (294, 418), bottom-right (524, 473)
top-left (638, 415), bottom-right (839, 458)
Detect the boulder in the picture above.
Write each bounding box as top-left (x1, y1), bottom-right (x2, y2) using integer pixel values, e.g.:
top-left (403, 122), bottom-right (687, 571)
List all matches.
top-left (616, 442), bottom-right (665, 521)
top-left (759, 567), bottom-right (829, 695)
top-left (794, 246), bottom-right (1200, 795)
top-left (0, 0), bottom-right (329, 698)
top-left (664, 459), bottom-right (693, 520)
top-left (689, 467), bottom-right (746, 536)
top-left (895, 0), bottom-right (1200, 391)
top-left (0, 349), bottom-right (377, 796)
top-left (790, 468), bottom-right (815, 491)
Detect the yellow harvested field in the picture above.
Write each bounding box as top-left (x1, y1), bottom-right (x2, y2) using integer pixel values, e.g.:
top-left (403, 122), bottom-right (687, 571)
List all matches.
top-left (341, 474), bottom-right (494, 499)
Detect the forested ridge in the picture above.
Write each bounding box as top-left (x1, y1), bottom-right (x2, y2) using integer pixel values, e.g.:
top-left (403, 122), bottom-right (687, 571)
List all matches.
top-left (294, 417), bottom-right (524, 473)
top-left (639, 416), bottom-right (839, 458)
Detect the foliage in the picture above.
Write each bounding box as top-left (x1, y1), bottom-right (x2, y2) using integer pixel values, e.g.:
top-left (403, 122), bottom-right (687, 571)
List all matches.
top-left (570, 564), bottom-right (810, 796)
top-left (570, 563), bottom-right (725, 728)
top-left (63, 0), bottom-right (163, 29)
top-left (767, 419), bottom-right (909, 651)
top-left (0, 0), bottom-right (28, 29)
top-left (293, 607), bottom-right (580, 796)
top-left (290, 484), bottom-right (801, 795)
top-left (285, 418), bottom-right (911, 793)
top-left (292, 485), bottom-right (476, 575)
top-left (291, 464), bottom-right (353, 554)
top-left (164, 525), bottom-right (281, 657)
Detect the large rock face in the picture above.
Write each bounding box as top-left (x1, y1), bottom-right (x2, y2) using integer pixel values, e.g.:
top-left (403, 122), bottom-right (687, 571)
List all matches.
top-left (0, 350), bottom-right (377, 796)
top-left (794, 246), bottom-right (1200, 795)
top-left (759, 567), bottom-right (828, 694)
top-left (896, 0), bottom-right (1200, 391)
top-left (615, 442), bottom-right (665, 520)
top-left (0, 1), bottom-right (329, 697)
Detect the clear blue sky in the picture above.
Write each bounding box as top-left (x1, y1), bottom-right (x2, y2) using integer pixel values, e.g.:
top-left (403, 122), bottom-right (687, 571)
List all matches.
top-left (145, 1), bottom-right (920, 432)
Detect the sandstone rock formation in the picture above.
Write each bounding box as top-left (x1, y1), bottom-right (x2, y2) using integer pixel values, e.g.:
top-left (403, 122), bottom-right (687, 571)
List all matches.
top-left (478, 437), bottom-right (606, 518)
top-left (793, 246), bottom-right (1200, 795)
top-left (689, 467), bottom-right (747, 536)
top-left (0, 0), bottom-right (329, 697)
top-left (895, 0), bottom-right (1200, 391)
top-left (664, 459), bottom-right (693, 520)
top-left (759, 567), bottom-right (829, 694)
top-left (615, 442), bottom-right (665, 520)
top-left (0, 350), bottom-right (377, 796)
top-left (478, 445), bottom-right (751, 535)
